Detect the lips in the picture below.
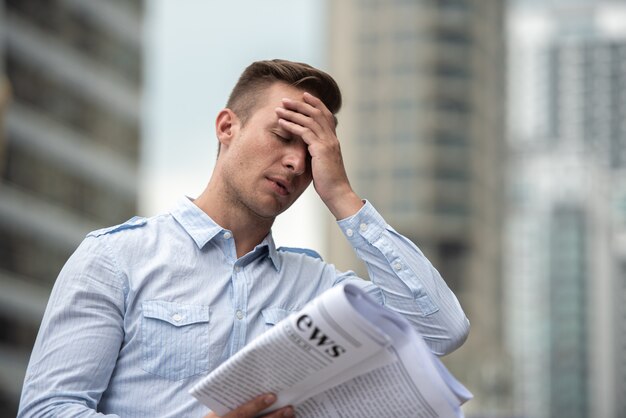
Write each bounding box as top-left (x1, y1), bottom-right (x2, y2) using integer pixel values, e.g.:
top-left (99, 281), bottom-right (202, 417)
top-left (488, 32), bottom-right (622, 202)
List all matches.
top-left (267, 176), bottom-right (292, 196)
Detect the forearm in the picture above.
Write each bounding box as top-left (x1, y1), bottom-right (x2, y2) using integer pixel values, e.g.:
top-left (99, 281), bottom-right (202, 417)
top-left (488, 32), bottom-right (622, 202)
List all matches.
top-left (19, 400), bottom-right (121, 418)
top-left (337, 202), bottom-right (469, 356)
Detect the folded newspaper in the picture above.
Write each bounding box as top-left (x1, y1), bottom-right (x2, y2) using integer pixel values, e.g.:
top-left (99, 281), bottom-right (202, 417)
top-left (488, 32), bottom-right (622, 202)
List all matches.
top-left (190, 283), bottom-right (472, 418)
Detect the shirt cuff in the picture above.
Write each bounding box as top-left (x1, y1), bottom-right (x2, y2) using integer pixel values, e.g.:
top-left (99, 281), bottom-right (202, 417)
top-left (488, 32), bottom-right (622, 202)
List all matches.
top-left (336, 200), bottom-right (388, 248)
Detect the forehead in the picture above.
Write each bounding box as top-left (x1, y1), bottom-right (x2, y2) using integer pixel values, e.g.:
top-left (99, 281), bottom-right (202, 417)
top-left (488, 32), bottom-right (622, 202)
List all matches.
top-left (256, 82), bottom-right (305, 109)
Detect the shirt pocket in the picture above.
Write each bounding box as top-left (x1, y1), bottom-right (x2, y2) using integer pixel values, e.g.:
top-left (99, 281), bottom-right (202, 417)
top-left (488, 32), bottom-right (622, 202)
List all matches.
top-left (261, 307), bottom-right (294, 328)
top-left (141, 300), bottom-right (210, 381)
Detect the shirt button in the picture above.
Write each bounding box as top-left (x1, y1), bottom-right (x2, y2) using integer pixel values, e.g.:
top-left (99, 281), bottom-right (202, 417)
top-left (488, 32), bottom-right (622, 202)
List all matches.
top-left (346, 228), bottom-right (354, 237)
top-left (236, 310), bottom-right (244, 320)
top-left (393, 262), bottom-right (403, 271)
top-left (223, 231), bottom-right (232, 239)
top-left (234, 266), bottom-right (241, 273)
top-left (360, 223), bottom-right (368, 232)
top-left (172, 313), bottom-right (183, 322)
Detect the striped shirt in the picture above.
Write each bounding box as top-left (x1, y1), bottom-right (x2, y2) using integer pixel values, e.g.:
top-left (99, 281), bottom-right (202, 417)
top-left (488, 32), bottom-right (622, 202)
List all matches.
top-left (18, 197), bottom-right (469, 417)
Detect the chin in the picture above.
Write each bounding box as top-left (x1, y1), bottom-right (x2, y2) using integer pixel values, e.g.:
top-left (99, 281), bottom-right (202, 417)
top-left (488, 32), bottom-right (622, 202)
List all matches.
top-left (250, 204), bottom-right (285, 220)
top-left (263, 205), bottom-right (293, 219)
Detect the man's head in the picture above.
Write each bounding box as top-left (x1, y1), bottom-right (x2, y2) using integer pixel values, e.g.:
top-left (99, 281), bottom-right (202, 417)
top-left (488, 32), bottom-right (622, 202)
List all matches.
top-left (208, 59), bottom-right (343, 224)
top-left (226, 59), bottom-right (342, 128)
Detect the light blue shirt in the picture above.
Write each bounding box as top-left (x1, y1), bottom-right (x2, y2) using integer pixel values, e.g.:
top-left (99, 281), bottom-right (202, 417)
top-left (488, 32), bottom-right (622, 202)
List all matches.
top-left (18, 197), bottom-right (469, 418)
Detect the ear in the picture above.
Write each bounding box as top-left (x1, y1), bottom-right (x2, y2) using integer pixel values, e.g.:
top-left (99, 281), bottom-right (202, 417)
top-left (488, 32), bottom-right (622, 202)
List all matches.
top-left (215, 108), bottom-right (239, 150)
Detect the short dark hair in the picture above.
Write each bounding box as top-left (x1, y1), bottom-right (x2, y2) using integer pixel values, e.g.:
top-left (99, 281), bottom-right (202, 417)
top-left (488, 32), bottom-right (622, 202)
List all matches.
top-left (226, 59), bottom-right (342, 126)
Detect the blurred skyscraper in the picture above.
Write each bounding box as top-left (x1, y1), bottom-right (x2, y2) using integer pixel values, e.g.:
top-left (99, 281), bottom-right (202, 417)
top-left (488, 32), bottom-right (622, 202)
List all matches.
top-left (507, 1), bottom-right (626, 417)
top-left (327, 0), bottom-right (509, 415)
top-left (0, 0), bottom-right (143, 415)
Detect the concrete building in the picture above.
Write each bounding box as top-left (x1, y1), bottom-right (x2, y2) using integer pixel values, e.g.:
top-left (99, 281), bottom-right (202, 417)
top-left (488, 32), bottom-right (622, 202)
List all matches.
top-left (327, 0), bottom-right (509, 414)
top-left (507, 2), bottom-right (626, 417)
top-left (0, 1), bottom-right (143, 414)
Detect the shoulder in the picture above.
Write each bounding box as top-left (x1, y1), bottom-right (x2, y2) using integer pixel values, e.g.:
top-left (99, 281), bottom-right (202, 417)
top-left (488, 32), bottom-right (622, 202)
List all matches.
top-left (82, 212), bottom-right (179, 261)
top-left (277, 246), bottom-right (323, 261)
top-left (87, 216), bottom-right (149, 238)
top-left (275, 246), bottom-right (330, 277)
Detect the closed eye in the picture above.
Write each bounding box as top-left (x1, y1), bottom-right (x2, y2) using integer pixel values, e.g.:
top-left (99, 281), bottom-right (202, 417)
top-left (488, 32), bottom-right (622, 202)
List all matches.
top-left (272, 131), bottom-right (293, 143)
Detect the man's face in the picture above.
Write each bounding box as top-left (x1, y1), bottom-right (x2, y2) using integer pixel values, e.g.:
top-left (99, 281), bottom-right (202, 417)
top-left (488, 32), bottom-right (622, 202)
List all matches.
top-left (220, 82), bottom-right (313, 220)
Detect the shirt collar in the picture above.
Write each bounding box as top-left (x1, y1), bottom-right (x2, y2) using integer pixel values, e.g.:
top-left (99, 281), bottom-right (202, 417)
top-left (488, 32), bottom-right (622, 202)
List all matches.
top-left (264, 232), bottom-right (281, 271)
top-left (170, 196), bottom-right (282, 271)
top-left (170, 197), bottom-right (223, 249)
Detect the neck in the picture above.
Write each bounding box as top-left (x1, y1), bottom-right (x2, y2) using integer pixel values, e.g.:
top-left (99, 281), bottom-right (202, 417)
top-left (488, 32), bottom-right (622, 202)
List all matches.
top-left (194, 179), bottom-right (274, 258)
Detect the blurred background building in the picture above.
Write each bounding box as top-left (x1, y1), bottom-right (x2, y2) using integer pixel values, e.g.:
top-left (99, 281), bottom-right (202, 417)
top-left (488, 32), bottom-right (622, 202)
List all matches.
top-left (327, 0), bottom-right (510, 415)
top-left (507, 0), bottom-right (626, 417)
top-left (0, 0), bottom-right (143, 415)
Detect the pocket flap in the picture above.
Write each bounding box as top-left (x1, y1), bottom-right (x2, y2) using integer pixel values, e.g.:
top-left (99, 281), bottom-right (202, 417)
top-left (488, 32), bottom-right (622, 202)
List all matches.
top-left (142, 300), bottom-right (209, 327)
top-left (261, 307), bottom-right (293, 325)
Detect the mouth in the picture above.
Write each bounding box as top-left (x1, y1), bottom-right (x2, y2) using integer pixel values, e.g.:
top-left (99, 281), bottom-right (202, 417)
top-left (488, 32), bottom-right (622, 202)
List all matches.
top-left (267, 177), bottom-right (291, 196)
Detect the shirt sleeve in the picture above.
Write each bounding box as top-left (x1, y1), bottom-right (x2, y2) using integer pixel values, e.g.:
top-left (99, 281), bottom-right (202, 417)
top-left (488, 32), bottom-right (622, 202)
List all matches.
top-left (336, 201), bottom-right (470, 356)
top-left (18, 236), bottom-right (125, 417)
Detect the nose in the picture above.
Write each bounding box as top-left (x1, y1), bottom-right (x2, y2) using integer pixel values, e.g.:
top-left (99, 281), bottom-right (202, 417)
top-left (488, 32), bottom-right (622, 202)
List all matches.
top-left (283, 143), bottom-right (308, 176)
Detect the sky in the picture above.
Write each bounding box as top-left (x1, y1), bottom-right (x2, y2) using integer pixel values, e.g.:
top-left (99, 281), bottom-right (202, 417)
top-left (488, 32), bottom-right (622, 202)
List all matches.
top-left (141, 0), bottom-right (330, 254)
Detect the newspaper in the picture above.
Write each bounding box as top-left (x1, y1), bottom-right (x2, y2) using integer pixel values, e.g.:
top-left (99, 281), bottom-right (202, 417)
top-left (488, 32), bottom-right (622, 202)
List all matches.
top-left (190, 283), bottom-right (472, 418)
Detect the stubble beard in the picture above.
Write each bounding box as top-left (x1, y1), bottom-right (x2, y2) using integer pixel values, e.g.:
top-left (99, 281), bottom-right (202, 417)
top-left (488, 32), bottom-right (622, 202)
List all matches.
top-left (223, 175), bottom-right (283, 225)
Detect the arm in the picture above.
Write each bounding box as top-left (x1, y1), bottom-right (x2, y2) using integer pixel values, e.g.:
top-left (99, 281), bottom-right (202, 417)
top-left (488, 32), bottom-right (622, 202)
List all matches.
top-left (335, 202), bottom-right (469, 356)
top-left (18, 237), bottom-right (125, 417)
top-left (277, 94), bottom-right (469, 356)
top-left (276, 92), bottom-right (363, 220)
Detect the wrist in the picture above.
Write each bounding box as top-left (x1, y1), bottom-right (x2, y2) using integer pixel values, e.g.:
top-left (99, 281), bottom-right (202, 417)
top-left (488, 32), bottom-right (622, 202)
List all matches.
top-left (325, 189), bottom-right (364, 220)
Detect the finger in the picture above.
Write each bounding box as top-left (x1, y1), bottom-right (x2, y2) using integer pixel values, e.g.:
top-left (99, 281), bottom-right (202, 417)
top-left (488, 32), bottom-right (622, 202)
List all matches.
top-left (277, 118), bottom-right (316, 146)
top-left (275, 107), bottom-right (323, 136)
top-left (281, 97), bottom-right (336, 134)
top-left (302, 92), bottom-right (335, 127)
top-left (223, 393), bottom-right (277, 418)
top-left (261, 405), bottom-right (295, 418)
top-left (280, 98), bottom-right (319, 119)
top-left (282, 93), bottom-right (332, 119)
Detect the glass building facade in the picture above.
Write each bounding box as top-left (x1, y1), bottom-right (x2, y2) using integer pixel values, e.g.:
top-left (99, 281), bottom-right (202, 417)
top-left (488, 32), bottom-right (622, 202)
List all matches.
top-left (0, 1), bottom-right (143, 415)
top-left (507, 2), bottom-right (626, 416)
top-left (328, 0), bottom-right (508, 414)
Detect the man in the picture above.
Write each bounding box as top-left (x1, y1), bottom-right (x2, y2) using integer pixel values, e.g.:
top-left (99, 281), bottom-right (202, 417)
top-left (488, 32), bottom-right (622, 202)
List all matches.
top-left (18, 59), bottom-right (469, 418)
